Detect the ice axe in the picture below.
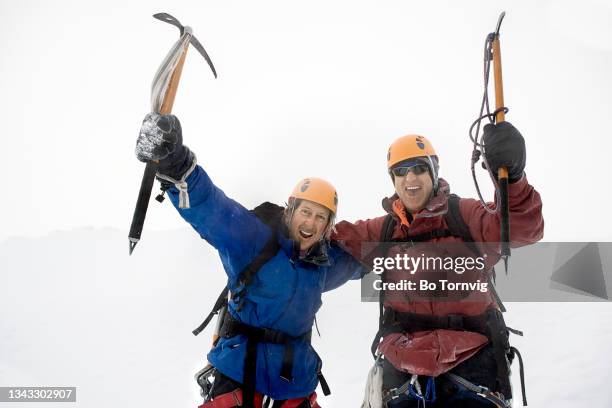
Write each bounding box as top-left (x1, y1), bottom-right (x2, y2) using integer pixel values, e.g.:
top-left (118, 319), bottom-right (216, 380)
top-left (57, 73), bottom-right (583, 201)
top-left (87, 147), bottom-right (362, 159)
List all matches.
top-left (128, 12), bottom-right (217, 255)
top-left (490, 12), bottom-right (511, 272)
top-left (468, 11), bottom-right (512, 273)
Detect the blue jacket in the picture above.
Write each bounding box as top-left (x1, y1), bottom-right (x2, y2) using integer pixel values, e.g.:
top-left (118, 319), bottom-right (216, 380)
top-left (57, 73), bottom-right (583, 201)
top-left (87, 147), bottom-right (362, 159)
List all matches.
top-left (167, 165), bottom-right (364, 399)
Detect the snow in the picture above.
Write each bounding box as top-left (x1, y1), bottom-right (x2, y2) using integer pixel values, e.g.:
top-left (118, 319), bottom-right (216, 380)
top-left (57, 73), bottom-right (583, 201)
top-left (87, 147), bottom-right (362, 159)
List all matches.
top-left (1, 228), bottom-right (611, 407)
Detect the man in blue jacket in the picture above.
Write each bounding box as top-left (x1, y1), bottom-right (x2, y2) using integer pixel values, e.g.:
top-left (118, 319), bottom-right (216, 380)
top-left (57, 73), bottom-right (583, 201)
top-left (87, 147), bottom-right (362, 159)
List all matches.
top-left (136, 112), bottom-right (365, 408)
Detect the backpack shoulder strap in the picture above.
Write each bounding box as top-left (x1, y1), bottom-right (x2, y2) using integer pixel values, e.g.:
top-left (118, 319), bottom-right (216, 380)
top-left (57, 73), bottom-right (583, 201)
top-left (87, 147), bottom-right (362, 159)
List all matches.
top-left (380, 213), bottom-right (397, 242)
top-left (371, 214), bottom-right (396, 357)
top-left (234, 202), bottom-right (282, 300)
top-left (251, 201), bottom-right (285, 230)
top-left (192, 202), bottom-right (283, 336)
top-left (192, 287), bottom-right (229, 336)
top-left (444, 194), bottom-right (474, 242)
top-left (445, 194), bottom-right (506, 312)
top-left (237, 230), bottom-right (280, 289)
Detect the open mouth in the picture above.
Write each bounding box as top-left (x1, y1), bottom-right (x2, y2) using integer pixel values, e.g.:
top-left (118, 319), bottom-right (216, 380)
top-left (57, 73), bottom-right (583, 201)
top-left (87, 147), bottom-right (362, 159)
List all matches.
top-left (405, 186), bottom-right (421, 195)
top-left (299, 229), bottom-right (314, 239)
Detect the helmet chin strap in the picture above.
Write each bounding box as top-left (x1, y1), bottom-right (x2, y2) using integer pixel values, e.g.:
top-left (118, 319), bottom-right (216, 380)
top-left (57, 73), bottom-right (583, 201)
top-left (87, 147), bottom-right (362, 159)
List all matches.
top-left (425, 155), bottom-right (439, 194)
top-left (322, 216), bottom-right (335, 241)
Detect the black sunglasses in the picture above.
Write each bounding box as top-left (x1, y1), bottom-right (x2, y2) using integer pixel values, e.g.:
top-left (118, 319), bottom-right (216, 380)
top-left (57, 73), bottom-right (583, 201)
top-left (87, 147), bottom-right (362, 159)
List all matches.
top-left (391, 164), bottom-right (429, 177)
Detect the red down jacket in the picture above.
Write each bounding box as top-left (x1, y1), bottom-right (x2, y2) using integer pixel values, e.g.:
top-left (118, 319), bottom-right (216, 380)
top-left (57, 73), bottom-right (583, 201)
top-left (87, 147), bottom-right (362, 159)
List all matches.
top-left (332, 176), bottom-right (543, 376)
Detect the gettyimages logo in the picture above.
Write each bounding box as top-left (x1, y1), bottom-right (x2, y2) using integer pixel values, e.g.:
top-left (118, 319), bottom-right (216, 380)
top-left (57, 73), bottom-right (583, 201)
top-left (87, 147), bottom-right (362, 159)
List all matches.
top-left (371, 253), bottom-right (486, 275)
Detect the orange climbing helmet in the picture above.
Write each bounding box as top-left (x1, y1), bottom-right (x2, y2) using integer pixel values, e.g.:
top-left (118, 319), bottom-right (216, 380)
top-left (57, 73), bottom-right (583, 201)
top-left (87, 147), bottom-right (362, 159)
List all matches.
top-left (289, 177), bottom-right (338, 215)
top-left (387, 134), bottom-right (439, 191)
top-left (387, 134), bottom-right (437, 168)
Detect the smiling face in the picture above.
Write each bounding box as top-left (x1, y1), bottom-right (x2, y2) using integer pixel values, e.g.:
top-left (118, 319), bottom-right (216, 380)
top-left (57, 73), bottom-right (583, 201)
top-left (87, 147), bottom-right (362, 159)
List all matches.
top-left (286, 199), bottom-right (331, 251)
top-left (393, 164), bottom-right (434, 213)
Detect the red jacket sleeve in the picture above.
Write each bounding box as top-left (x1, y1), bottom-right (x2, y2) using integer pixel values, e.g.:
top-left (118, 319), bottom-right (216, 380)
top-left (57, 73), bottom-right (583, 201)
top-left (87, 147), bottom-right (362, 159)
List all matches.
top-left (332, 216), bottom-right (387, 265)
top-left (459, 174), bottom-right (544, 246)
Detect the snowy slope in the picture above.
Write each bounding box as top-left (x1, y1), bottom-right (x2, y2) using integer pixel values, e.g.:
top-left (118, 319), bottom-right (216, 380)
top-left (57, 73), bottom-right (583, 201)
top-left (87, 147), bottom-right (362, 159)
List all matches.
top-left (1, 228), bottom-right (611, 407)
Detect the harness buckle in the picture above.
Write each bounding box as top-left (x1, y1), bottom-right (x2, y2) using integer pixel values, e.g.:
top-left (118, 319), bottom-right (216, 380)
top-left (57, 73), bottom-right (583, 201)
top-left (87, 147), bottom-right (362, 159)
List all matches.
top-left (195, 365), bottom-right (217, 400)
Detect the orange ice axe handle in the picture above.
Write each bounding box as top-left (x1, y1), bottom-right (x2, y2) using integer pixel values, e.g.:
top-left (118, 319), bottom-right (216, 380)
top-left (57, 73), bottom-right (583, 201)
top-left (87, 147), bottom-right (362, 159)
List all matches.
top-left (492, 12), bottom-right (511, 266)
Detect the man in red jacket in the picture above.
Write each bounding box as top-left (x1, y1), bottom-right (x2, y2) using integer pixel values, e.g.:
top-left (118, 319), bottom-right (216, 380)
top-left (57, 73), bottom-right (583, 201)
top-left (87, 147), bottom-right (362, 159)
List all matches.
top-left (334, 122), bottom-right (543, 407)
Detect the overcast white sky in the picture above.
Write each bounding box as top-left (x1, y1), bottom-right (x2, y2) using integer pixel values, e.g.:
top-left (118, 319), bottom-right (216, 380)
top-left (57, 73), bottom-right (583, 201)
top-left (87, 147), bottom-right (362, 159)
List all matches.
top-left (1, 0), bottom-right (612, 243)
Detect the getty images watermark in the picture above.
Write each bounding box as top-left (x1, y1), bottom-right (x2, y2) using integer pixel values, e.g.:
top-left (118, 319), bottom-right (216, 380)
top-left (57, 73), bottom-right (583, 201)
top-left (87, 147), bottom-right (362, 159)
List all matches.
top-left (371, 252), bottom-right (489, 294)
top-left (360, 242), bottom-right (612, 302)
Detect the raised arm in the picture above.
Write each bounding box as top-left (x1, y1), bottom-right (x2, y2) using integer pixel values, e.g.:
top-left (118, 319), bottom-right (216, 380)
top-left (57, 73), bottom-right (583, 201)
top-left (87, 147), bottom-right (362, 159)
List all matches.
top-left (166, 166), bottom-right (272, 272)
top-left (135, 112), bottom-right (271, 281)
top-left (460, 175), bottom-right (544, 246)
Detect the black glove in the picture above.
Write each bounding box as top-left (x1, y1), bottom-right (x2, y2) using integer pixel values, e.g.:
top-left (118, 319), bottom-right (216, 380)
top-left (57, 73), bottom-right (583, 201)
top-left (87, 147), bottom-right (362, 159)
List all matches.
top-left (135, 112), bottom-right (194, 180)
top-left (483, 121), bottom-right (526, 183)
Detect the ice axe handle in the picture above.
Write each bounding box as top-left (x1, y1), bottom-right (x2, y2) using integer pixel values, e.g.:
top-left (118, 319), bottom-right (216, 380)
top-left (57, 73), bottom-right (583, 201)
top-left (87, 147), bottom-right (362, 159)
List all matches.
top-left (159, 47), bottom-right (188, 115)
top-left (498, 168), bottom-right (510, 255)
top-left (492, 26), bottom-right (508, 182)
top-left (129, 162), bottom-right (158, 249)
top-left (492, 17), bottom-right (511, 261)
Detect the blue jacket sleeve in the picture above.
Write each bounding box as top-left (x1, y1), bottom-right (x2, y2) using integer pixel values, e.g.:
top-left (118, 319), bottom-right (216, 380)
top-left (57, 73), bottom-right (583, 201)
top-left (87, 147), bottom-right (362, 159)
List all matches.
top-left (165, 165), bottom-right (272, 282)
top-left (323, 244), bottom-right (366, 292)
